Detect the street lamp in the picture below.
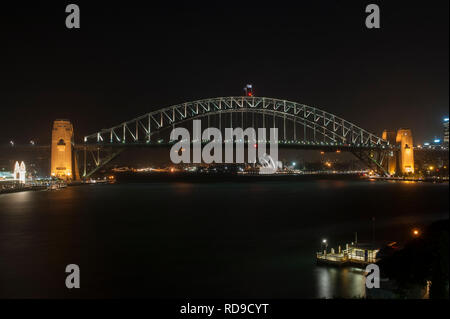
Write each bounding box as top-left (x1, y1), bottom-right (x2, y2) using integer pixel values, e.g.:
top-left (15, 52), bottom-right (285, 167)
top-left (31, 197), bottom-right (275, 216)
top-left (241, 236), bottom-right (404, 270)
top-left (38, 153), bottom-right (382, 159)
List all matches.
top-left (321, 239), bottom-right (328, 255)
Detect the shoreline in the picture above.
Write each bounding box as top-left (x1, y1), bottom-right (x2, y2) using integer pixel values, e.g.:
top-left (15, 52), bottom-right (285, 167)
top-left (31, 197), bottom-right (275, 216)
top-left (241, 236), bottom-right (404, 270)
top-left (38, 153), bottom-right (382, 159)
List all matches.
top-left (1, 173), bottom-right (447, 195)
top-left (113, 172), bottom-right (449, 183)
top-left (114, 172), bottom-right (366, 183)
top-left (0, 185), bottom-right (47, 195)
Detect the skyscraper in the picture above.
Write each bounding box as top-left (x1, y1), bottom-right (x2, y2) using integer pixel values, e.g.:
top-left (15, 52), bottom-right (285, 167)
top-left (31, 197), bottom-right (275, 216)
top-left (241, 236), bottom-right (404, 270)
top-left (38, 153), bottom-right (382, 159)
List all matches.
top-left (444, 117), bottom-right (449, 146)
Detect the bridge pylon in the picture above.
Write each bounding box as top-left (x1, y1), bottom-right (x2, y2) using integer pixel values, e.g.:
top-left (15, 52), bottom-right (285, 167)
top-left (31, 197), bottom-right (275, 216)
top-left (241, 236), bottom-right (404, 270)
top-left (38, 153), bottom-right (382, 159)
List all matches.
top-left (50, 120), bottom-right (80, 181)
top-left (382, 128), bottom-right (415, 175)
top-left (396, 128), bottom-right (414, 174)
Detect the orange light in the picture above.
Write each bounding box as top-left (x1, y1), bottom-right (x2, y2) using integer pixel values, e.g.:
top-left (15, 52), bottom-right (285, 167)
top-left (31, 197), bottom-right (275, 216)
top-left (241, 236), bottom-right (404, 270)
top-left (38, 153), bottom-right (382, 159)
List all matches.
top-left (170, 168), bottom-right (175, 173)
top-left (336, 150), bottom-right (341, 153)
top-left (412, 229), bottom-right (420, 237)
top-left (320, 151), bottom-right (324, 155)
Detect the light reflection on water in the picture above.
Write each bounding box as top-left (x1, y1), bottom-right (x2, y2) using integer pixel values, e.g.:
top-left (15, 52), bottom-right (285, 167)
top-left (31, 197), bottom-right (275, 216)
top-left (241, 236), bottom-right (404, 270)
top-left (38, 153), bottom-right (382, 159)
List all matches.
top-left (315, 266), bottom-right (366, 299)
top-left (0, 180), bottom-right (448, 298)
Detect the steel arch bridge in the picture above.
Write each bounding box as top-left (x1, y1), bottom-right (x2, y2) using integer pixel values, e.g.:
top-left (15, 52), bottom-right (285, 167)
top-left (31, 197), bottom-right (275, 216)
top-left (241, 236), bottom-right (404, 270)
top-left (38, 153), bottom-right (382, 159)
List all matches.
top-left (81, 96), bottom-right (393, 177)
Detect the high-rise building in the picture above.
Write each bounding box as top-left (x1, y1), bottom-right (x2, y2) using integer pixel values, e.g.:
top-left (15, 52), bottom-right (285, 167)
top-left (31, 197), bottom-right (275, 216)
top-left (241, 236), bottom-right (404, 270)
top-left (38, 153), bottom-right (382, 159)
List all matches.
top-left (444, 117), bottom-right (449, 146)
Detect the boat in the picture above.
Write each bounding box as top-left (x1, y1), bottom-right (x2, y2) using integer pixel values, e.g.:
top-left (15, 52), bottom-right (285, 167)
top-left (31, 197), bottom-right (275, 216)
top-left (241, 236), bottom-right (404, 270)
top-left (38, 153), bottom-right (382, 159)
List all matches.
top-left (47, 184), bottom-right (60, 191)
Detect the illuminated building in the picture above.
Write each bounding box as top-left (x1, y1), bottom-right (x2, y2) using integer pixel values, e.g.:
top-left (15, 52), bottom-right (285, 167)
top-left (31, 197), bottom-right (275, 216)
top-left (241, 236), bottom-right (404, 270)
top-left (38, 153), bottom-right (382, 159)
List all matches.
top-left (396, 128), bottom-right (414, 174)
top-left (13, 161), bottom-right (26, 183)
top-left (316, 242), bottom-right (380, 265)
top-left (444, 117), bottom-right (449, 146)
top-left (50, 120), bottom-right (75, 180)
top-left (346, 243), bottom-right (379, 263)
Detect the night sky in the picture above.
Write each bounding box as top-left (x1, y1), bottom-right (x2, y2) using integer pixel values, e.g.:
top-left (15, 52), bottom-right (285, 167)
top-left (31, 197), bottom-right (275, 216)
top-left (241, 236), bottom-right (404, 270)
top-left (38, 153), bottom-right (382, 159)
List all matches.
top-left (1, 1), bottom-right (448, 145)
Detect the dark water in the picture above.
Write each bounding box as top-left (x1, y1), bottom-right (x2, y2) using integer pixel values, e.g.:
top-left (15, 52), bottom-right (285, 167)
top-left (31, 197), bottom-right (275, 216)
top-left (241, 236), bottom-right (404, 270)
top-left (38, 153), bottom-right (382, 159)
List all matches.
top-left (0, 180), bottom-right (448, 298)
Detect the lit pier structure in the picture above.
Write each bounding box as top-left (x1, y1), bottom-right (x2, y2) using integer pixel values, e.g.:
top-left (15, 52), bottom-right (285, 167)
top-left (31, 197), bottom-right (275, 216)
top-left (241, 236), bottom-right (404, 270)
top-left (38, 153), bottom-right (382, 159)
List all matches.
top-left (316, 240), bottom-right (382, 267)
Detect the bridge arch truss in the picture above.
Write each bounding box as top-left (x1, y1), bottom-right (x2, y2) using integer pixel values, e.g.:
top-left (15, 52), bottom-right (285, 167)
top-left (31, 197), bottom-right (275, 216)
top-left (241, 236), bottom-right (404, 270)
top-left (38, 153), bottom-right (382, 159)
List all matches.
top-left (84, 96), bottom-right (389, 147)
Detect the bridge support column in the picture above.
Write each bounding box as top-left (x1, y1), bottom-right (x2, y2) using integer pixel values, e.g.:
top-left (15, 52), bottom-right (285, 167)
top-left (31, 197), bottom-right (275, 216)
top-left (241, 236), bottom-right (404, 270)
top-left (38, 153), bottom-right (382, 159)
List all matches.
top-left (294, 118), bottom-right (296, 140)
top-left (148, 114), bottom-right (151, 143)
top-left (304, 122), bottom-right (306, 141)
top-left (272, 112), bottom-right (275, 129)
top-left (230, 112), bottom-right (233, 129)
top-left (83, 146), bottom-right (87, 177)
top-left (351, 148), bottom-right (389, 176)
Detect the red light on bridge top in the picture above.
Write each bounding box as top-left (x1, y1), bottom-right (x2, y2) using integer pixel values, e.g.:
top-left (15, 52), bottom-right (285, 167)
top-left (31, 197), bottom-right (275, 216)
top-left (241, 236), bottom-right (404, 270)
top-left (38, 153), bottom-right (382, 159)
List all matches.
top-left (244, 84), bottom-right (253, 97)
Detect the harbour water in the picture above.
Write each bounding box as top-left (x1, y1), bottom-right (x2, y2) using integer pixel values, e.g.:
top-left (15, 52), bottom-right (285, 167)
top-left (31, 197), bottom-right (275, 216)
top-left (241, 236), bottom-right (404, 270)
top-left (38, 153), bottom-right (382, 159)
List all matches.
top-left (0, 179), bottom-right (448, 298)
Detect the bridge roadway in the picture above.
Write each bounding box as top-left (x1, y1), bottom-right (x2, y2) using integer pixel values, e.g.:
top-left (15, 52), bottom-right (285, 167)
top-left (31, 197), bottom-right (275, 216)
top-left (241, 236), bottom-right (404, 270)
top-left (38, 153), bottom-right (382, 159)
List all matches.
top-left (0, 141), bottom-right (394, 152)
top-left (2, 143), bottom-right (449, 153)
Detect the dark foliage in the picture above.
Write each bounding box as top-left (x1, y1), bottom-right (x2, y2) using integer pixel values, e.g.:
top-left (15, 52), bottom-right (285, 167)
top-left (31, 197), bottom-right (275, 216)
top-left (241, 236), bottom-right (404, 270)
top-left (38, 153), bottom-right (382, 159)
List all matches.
top-left (378, 219), bottom-right (449, 298)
